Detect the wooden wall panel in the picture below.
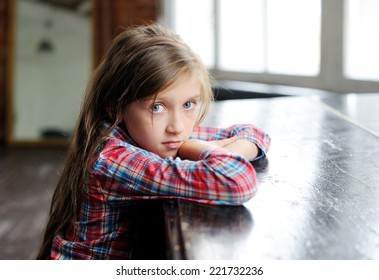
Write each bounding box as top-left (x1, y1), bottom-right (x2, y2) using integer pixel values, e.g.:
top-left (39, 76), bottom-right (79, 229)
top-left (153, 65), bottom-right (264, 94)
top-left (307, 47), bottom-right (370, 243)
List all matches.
top-left (0, 0), bottom-right (9, 145)
top-left (94, 0), bottom-right (160, 64)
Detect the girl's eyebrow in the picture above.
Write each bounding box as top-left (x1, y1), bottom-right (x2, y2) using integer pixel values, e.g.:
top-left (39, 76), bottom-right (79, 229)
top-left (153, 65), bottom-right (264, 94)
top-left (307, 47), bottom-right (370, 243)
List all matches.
top-left (137, 96), bottom-right (156, 104)
top-left (188, 94), bottom-right (201, 100)
top-left (142, 94), bottom-right (201, 103)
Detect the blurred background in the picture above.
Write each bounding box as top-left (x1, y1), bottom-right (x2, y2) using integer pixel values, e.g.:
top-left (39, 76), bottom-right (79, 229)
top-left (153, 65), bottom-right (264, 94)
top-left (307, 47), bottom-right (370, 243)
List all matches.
top-left (1, 0), bottom-right (379, 145)
top-left (0, 0), bottom-right (378, 259)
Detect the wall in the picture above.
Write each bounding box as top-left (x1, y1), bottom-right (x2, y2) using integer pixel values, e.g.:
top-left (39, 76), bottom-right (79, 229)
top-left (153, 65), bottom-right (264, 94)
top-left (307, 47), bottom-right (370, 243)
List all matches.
top-left (94, 0), bottom-right (160, 63)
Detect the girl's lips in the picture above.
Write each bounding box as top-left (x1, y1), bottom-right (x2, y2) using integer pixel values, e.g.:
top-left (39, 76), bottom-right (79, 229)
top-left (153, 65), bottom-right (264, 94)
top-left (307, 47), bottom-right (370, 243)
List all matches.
top-left (163, 141), bottom-right (183, 149)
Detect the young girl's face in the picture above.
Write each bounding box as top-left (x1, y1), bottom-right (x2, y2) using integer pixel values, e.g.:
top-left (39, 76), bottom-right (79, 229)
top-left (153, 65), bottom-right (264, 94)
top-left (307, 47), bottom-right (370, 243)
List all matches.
top-left (123, 75), bottom-right (201, 158)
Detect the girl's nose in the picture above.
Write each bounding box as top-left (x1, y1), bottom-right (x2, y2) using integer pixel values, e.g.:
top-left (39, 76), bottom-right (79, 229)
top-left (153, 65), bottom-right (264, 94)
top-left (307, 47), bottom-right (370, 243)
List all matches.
top-left (166, 112), bottom-right (184, 135)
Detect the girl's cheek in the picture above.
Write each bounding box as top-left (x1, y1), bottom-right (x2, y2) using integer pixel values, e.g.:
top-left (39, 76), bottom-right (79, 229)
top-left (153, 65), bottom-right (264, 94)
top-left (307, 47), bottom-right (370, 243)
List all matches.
top-left (185, 108), bottom-right (198, 118)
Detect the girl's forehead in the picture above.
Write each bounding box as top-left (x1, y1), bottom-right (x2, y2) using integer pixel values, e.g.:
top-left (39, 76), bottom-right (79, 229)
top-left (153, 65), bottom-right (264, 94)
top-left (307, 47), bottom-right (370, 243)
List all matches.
top-left (157, 76), bottom-right (201, 97)
top-left (135, 73), bottom-right (203, 105)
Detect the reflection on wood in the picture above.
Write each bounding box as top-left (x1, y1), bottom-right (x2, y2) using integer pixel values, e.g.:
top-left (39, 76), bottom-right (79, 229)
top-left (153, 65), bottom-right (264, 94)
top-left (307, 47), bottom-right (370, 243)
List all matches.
top-left (165, 200), bottom-right (253, 259)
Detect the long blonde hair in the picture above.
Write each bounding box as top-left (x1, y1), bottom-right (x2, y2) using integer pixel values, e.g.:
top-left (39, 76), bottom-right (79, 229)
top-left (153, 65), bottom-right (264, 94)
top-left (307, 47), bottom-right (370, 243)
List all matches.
top-left (36, 23), bottom-right (213, 259)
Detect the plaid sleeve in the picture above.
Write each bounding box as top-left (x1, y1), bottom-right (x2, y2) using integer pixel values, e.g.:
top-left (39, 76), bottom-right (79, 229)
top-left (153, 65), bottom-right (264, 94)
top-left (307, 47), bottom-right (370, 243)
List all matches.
top-left (191, 124), bottom-right (271, 160)
top-left (92, 140), bottom-right (257, 206)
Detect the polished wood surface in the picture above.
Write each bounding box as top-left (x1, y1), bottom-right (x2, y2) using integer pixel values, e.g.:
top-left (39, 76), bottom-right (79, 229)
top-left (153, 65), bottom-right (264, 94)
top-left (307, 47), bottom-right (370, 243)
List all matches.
top-left (320, 93), bottom-right (379, 136)
top-left (165, 94), bottom-right (379, 259)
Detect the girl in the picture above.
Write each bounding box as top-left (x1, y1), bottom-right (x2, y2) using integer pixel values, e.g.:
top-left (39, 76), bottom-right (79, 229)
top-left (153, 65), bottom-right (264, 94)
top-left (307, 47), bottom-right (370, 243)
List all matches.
top-left (37, 24), bottom-right (270, 260)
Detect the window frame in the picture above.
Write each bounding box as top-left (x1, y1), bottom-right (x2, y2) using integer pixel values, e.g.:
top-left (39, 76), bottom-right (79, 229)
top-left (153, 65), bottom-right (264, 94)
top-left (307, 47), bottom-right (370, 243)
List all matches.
top-left (162, 0), bottom-right (379, 93)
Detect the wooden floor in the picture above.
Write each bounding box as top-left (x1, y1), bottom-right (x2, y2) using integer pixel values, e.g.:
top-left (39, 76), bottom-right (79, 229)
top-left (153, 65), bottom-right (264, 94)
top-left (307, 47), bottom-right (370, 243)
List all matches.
top-left (0, 146), bottom-right (66, 260)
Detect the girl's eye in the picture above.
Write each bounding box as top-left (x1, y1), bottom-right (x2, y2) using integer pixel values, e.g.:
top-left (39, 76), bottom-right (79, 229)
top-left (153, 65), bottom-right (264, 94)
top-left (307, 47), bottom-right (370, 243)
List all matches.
top-left (183, 101), bottom-right (195, 110)
top-left (151, 104), bottom-right (164, 113)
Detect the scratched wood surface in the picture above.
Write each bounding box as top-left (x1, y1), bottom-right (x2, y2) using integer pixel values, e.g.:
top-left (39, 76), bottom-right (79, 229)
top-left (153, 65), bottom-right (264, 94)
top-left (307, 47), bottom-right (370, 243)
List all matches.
top-left (165, 95), bottom-right (379, 259)
top-left (320, 93), bottom-right (379, 137)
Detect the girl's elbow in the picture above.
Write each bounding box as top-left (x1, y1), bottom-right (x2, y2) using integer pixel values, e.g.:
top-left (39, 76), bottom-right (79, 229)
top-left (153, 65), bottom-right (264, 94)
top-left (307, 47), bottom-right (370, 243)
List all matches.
top-left (224, 172), bottom-right (257, 205)
top-left (209, 156), bottom-right (258, 205)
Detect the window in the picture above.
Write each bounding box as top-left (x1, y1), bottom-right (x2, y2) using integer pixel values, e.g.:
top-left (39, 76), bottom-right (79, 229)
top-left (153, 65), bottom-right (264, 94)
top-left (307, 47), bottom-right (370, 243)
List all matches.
top-left (344, 0), bottom-right (379, 81)
top-left (220, 0), bottom-right (320, 76)
top-left (218, 0), bottom-right (265, 72)
top-left (164, 0), bottom-right (379, 92)
top-left (171, 0), bottom-right (214, 67)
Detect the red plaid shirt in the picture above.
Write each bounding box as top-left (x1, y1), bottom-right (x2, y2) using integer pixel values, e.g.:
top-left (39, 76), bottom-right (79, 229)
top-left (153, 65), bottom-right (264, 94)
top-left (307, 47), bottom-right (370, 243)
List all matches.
top-left (51, 123), bottom-right (270, 259)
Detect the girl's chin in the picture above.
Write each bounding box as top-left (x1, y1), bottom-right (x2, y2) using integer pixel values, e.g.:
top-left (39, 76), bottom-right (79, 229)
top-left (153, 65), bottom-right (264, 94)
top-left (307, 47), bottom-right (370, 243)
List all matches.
top-left (157, 150), bottom-right (178, 159)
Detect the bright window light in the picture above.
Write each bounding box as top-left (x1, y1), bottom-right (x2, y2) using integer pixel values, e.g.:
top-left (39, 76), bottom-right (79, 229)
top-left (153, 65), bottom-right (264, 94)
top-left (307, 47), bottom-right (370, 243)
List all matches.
top-left (172, 0), bottom-right (214, 67)
top-left (171, 0), bottom-right (320, 76)
top-left (266, 0), bottom-right (320, 76)
top-left (219, 0), bottom-right (265, 72)
top-left (344, 0), bottom-right (379, 81)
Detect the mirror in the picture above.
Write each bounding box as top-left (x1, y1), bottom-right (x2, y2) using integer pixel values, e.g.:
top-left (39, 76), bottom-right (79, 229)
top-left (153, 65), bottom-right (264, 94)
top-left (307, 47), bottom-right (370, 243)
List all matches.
top-left (8, 0), bottom-right (94, 145)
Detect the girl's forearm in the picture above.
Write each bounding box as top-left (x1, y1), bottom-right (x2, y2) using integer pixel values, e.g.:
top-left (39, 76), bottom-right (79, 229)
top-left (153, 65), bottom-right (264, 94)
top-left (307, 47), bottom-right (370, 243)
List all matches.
top-left (223, 139), bottom-right (259, 161)
top-left (178, 139), bottom-right (213, 160)
top-left (178, 138), bottom-right (259, 161)
top-left (178, 137), bottom-right (239, 160)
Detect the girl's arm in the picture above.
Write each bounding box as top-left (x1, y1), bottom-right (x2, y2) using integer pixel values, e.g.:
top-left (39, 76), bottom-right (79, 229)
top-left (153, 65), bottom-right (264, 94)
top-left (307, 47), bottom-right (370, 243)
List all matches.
top-left (190, 124), bottom-right (271, 161)
top-left (178, 137), bottom-right (259, 161)
top-left (92, 139), bottom-right (257, 206)
top-left (92, 124), bottom-right (270, 206)
top-left (177, 136), bottom-right (238, 160)
top-left (222, 139), bottom-right (259, 161)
